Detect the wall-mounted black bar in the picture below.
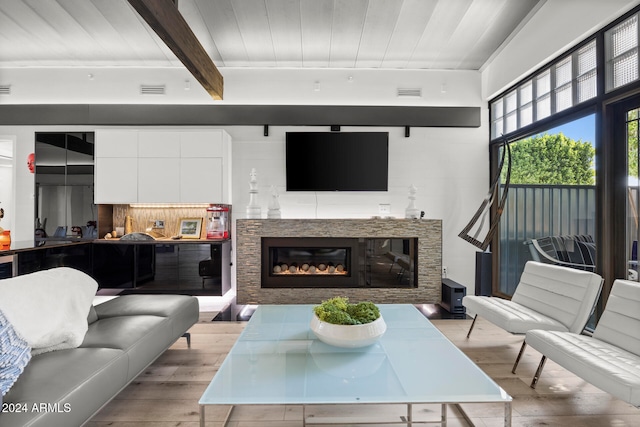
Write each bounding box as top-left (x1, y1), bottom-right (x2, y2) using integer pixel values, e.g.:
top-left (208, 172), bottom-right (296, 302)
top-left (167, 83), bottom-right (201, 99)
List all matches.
top-left (405, 126), bottom-right (410, 137)
top-left (263, 125), bottom-right (269, 136)
top-left (0, 104), bottom-right (481, 128)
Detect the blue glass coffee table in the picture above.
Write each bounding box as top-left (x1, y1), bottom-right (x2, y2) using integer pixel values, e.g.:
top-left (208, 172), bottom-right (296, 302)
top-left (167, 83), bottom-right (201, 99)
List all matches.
top-left (199, 304), bottom-right (512, 426)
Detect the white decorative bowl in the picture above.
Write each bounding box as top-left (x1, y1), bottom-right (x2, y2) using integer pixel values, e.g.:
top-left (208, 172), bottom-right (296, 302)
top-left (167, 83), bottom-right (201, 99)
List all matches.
top-left (310, 313), bottom-right (387, 348)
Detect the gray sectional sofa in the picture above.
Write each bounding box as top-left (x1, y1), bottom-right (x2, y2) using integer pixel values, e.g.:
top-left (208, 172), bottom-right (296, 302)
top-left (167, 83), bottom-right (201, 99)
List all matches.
top-left (1, 293), bottom-right (199, 427)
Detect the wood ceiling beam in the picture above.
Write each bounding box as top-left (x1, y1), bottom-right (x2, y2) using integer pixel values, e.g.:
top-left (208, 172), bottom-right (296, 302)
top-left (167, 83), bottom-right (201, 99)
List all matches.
top-left (127, 0), bottom-right (223, 100)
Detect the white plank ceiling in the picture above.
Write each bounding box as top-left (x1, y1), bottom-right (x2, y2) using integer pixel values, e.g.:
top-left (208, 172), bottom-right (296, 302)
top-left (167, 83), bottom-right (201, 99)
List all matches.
top-left (0, 0), bottom-right (541, 70)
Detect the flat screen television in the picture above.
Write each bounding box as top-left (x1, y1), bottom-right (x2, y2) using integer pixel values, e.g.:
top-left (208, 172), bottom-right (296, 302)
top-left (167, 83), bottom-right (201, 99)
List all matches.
top-left (286, 132), bottom-right (389, 191)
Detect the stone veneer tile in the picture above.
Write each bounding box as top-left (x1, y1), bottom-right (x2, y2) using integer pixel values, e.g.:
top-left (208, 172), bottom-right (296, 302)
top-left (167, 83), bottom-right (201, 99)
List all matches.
top-left (236, 219), bottom-right (442, 304)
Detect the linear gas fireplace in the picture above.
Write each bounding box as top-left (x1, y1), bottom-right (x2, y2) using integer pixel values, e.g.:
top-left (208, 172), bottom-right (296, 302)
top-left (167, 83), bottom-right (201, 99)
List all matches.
top-left (261, 237), bottom-right (417, 289)
top-left (237, 219), bottom-right (441, 305)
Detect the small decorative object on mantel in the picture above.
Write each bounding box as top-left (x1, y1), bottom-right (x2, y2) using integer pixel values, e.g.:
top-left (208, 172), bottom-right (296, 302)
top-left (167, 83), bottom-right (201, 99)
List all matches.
top-left (267, 185), bottom-right (281, 219)
top-left (405, 184), bottom-right (421, 219)
top-left (310, 297), bottom-right (387, 348)
top-left (246, 168), bottom-right (262, 219)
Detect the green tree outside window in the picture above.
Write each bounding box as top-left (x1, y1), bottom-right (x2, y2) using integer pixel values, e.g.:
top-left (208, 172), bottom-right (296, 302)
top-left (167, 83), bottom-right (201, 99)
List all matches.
top-left (502, 133), bottom-right (595, 185)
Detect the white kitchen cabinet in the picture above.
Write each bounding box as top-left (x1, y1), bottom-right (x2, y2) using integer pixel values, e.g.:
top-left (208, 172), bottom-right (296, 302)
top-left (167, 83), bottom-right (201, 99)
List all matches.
top-left (138, 158), bottom-right (180, 203)
top-left (180, 130), bottom-right (231, 203)
top-left (180, 158), bottom-right (223, 203)
top-left (95, 130), bottom-right (139, 203)
top-left (180, 130), bottom-right (224, 157)
top-left (139, 131), bottom-right (181, 158)
top-left (95, 157), bottom-right (138, 203)
top-left (94, 129), bottom-right (231, 204)
top-left (95, 130), bottom-right (138, 158)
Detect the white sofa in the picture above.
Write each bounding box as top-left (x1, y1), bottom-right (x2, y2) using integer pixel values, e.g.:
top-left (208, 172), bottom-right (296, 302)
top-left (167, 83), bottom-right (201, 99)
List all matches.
top-left (526, 279), bottom-right (640, 406)
top-left (463, 261), bottom-right (603, 372)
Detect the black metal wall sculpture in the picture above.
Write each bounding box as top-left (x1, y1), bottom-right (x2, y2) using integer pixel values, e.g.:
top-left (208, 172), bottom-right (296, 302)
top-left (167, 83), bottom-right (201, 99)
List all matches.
top-left (458, 137), bottom-right (512, 251)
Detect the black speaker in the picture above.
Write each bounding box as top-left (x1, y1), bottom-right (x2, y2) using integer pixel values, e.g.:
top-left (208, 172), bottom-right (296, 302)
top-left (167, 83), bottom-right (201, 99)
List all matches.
top-left (441, 279), bottom-right (466, 314)
top-left (475, 251), bottom-right (492, 296)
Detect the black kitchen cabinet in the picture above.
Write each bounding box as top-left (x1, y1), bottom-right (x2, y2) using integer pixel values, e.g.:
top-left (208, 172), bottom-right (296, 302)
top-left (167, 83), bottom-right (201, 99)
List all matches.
top-left (17, 242), bottom-right (93, 276)
top-left (92, 243), bottom-right (155, 288)
top-left (92, 240), bottom-right (231, 295)
top-left (4, 239), bottom-right (231, 296)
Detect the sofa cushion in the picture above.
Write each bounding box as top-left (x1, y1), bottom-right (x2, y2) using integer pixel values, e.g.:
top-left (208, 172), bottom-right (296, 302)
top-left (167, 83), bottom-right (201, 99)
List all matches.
top-left (94, 294), bottom-right (198, 318)
top-left (0, 309), bottom-right (31, 396)
top-left (526, 329), bottom-right (640, 407)
top-left (87, 305), bottom-right (98, 325)
top-left (2, 347), bottom-right (127, 427)
top-left (462, 295), bottom-right (567, 334)
top-left (81, 315), bottom-right (175, 381)
top-left (95, 294), bottom-right (199, 339)
top-left (592, 279), bottom-right (640, 356)
top-left (510, 261), bottom-right (602, 333)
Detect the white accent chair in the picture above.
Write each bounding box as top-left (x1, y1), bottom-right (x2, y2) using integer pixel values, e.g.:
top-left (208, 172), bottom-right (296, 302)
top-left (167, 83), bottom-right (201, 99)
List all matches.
top-left (462, 261), bottom-right (603, 373)
top-left (526, 279), bottom-right (640, 405)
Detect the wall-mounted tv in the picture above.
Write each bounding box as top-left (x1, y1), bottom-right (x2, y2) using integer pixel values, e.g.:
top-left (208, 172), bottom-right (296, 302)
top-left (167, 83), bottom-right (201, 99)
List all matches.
top-left (286, 132), bottom-right (389, 191)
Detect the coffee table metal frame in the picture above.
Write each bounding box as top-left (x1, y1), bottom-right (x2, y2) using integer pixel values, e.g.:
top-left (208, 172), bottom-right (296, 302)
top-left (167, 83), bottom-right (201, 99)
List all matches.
top-left (199, 304), bottom-right (512, 426)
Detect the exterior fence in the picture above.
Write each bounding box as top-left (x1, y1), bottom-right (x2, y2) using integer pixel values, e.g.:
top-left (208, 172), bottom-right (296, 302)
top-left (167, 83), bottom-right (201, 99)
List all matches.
top-left (499, 184), bottom-right (596, 296)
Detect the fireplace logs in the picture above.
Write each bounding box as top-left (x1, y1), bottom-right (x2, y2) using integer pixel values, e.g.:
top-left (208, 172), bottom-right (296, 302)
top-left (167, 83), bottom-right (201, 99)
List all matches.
top-left (272, 262), bottom-right (346, 275)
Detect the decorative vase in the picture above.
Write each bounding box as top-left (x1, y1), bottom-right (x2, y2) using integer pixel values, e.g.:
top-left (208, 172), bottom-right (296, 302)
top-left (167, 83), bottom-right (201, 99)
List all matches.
top-left (0, 229), bottom-right (11, 250)
top-left (310, 314), bottom-right (387, 348)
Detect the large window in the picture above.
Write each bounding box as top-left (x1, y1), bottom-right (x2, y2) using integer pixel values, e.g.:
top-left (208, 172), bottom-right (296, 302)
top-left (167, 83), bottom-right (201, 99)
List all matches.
top-left (491, 41), bottom-right (597, 139)
top-left (490, 5), bottom-right (640, 310)
top-left (498, 115), bottom-right (596, 296)
top-left (606, 14), bottom-right (639, 92)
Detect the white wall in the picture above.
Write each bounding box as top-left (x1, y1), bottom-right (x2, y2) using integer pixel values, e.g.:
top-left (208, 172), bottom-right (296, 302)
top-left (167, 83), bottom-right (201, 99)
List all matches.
top-left (0, 67), bottom-right (487, 288)
top-left (483, 0), bottom-right (640, 100)
top-left (0, 138), bottom-right (14, 234)
top-left (227, 119), bottom-right (489, 288)
top-left (0, 67), bottom-right (479, 106)
top-left (4, 129), bottom-right (34, 243)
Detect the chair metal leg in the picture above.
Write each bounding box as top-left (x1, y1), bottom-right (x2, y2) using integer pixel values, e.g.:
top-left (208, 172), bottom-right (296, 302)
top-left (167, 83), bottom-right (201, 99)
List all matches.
top-left (529, 355), bottom-right (547, 389)
top-left (466, 315), bottom-right (478, 338)
top-left (512, 341), bottom-right (527, 374)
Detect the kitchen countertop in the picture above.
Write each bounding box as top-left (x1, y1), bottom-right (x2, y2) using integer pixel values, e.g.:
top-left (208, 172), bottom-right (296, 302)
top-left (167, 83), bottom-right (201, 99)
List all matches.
top-left (94, 237), bottom-right (230, 244)
top-left (0, 237), bottom-right (230, 254)
top-left (1, 239), bottom-right (91, 254)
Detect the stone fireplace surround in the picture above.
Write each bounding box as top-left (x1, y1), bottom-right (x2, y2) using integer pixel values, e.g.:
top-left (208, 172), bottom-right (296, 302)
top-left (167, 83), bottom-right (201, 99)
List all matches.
top-left (236, 218), bottom-right (442, 304)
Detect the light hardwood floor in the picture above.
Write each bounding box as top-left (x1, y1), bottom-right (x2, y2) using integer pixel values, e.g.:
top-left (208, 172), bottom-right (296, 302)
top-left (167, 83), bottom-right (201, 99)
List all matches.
top-left (87, 312), bottom-right (640, 427)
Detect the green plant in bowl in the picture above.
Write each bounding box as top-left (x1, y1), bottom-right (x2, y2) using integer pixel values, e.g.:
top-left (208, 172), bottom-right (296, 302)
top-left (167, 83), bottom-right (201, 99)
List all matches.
top-left (313, 296), bottom-right (381, 325)
top-left (311, 297), bottom-right (386, 348)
